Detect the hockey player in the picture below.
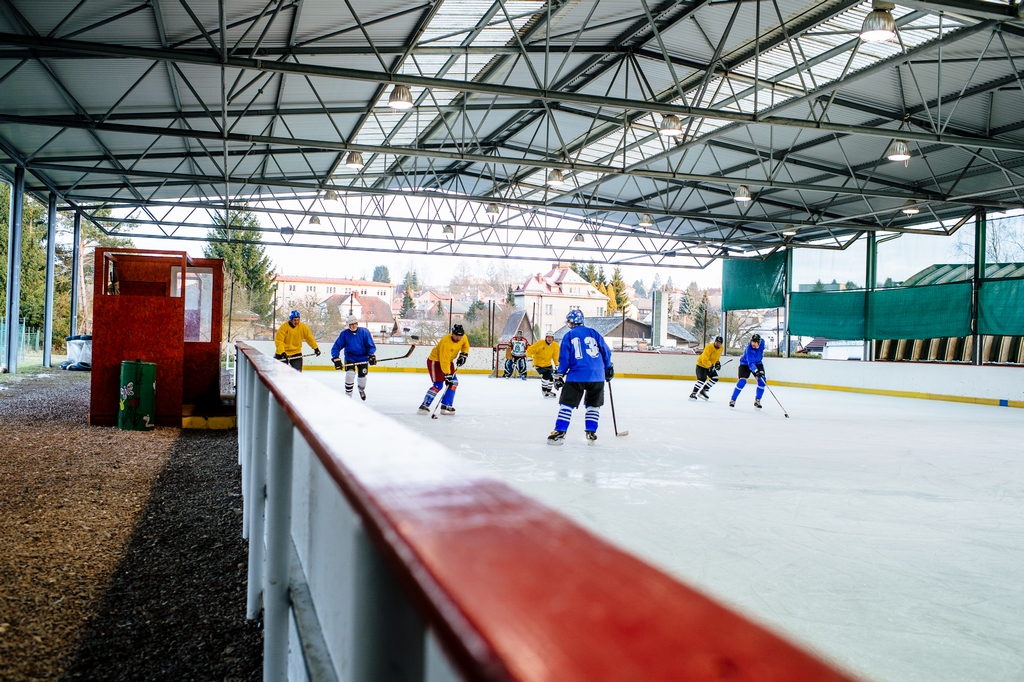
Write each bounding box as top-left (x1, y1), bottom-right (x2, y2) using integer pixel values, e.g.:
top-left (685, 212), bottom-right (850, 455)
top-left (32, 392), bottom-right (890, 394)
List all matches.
top-left (730, 333), bottom-right (766, 409)
top-left (548, 310), bottom-right (613, 445)
top-left (690, 335), bottom-right (724, 401)
top-left (274, 310), bottom-right (320, 371)
top-left (526, 332), bottom-right (560, 397)
top-left (331, 315), bottom-right (377, 400)
top-left (503, 330), bottom-right (529, 380)
top-left (418, 324), bottom-right (470, 416)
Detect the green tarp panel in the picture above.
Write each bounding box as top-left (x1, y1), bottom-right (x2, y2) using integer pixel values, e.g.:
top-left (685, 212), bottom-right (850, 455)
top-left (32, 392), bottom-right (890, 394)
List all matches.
top-left (722, 251), bottom-right (786, 311)
top-left (788, 291), bottom-right (866, 339)
top-left (979, 278), bottom-right (1024, 336)
top-left (866, 282), bottom-right (973, 340)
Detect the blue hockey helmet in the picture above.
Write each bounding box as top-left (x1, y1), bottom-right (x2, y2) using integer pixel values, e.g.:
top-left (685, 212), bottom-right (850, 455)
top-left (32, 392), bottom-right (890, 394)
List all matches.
top-left (289, 310), bottom-right (301, 320)
top-left (566, 309), bottom-right (585, 326)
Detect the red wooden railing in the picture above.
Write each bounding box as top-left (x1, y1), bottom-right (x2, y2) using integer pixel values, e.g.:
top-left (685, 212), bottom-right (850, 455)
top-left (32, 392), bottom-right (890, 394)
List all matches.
top-left (238, 341), bottom-right (859, 681)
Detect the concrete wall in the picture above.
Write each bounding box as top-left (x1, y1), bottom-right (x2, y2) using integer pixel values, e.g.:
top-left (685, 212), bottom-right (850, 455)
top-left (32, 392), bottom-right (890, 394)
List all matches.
top-left (245, 340), bottom-right (1023, 407)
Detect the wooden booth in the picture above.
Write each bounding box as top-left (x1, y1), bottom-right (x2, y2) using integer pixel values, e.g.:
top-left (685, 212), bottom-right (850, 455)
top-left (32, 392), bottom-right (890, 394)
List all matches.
top-left (89, 249), bottom-right (225, 427)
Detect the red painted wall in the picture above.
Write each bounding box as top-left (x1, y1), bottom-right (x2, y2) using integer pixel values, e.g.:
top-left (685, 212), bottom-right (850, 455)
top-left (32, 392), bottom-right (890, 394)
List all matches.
top-left (90, 250), bottom-right (187, 427)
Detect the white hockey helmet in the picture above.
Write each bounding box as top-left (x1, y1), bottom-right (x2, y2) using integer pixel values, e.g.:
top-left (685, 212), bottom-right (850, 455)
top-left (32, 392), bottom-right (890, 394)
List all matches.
top-left (346, 315), bottom-right (359, 325)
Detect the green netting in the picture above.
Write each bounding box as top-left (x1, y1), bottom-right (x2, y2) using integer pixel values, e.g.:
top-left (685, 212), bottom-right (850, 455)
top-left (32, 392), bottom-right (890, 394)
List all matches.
top-left (979, 278), bottom-right (1024, 336)
top-left (866, 282), bottom-right (973, 340)
top-left (722, 251), bottom-right (786, 311)
top-left (788, 291), bottom-right (866, 339)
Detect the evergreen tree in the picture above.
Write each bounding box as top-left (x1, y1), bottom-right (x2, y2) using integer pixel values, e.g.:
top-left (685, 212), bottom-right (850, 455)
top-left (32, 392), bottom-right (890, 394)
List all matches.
top-left (665, 276), bottom-right (674, 291)
top-left (403, 270), bottom-right (419, 291)
top-left (608, 266), bottom-right (630, 314)
top-left (465, 300), bottom-right (485, 322)
top-left (651, 272), bottom-right (662, 291)
top-left (506, 284), bottom-right (515, 305)
top-left (400, 288), bottom-right (415, 317)
top-left (690, 291), bottom-right (721, 346)
top-left (203, 210), bottom-right (275, 321)
top-left (811, 279), bottom-right (826, 292)
top-left (632, 279), bottom-right (647, 298)
top-left (596, 265), bottom-right (607, 288)
top-left (372, 265), bottom-right (391, 283)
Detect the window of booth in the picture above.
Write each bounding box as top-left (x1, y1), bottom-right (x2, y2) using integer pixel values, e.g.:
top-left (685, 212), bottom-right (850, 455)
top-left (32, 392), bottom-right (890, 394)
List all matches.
top-left (171, 267), bottom-right (214, 342)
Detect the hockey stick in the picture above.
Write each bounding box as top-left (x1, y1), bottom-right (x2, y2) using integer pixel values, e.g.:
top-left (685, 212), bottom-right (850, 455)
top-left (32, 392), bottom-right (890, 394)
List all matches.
top-left (336, 344), bottom-right (417, 370)
top-left (607, 381), bottom-right (628, 437)
top-left (430, 384), bottom-right (449, 420)
top-left (763, 381), bottom-right (790, 418)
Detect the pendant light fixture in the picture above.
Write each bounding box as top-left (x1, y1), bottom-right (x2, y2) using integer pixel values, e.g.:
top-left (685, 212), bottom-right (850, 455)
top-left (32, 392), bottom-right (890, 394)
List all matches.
top-left (388, 84), bottom-right (414, 110)
top-left (861, 1), bottom-right (897, 42)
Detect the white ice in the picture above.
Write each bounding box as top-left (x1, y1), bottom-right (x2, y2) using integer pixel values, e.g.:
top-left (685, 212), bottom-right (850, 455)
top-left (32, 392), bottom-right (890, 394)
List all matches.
top-left (310, 370), bottom-right (1024, 682)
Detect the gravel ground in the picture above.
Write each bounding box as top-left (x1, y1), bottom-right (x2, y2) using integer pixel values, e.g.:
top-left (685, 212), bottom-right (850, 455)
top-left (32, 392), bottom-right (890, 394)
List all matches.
top-left (0, 371), bottom-right (261, 681)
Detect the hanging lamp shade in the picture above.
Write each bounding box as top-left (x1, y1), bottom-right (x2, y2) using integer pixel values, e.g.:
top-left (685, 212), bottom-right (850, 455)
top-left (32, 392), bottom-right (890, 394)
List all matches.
top-left (485, 202), bottom-right (500, 222)
top-left (885, 139), bottom-right (911, 162)
top-left (733, 185), bottom-right (752, 203)
top-left (388, 84), bottom-right (414, 110)
top-left (344, 151), bottom-right (364, 169)
top-left (545, 169), bottom-right (566, 187)
top-left (324, 189), bottom-right (338, 201)
top-left (442, 224), bottom-right (454, 234)
top-left (861, 1), bottom-right (896, 42)
top-left (658, 114), bottom-right (683, 137)
top-left (638, 213), bottom-right (654, 227)
top-left (901, 200), bottom-right (920, 216)
top-left (573, 233), bottom-right (585, 243)
top-left (782, 224), bottom-right (797, 236)
top-left (308, 215), bottom-right (320, 225)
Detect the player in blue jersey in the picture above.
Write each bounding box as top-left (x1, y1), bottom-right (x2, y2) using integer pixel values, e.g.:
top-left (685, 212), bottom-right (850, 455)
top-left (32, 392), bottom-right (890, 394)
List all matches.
top-left (331, 315), bottom-right (377, 400)
top-left (548, 309), bottom-right (614, 445)
top-left (730, 333), bottom-right (765, 409)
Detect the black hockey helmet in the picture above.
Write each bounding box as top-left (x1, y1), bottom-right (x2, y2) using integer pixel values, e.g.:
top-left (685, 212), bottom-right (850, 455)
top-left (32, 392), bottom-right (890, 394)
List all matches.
top-left (750, 333), bottom-right (761, 343)
top-left (714, 335), bottom-right (723, 343)
top-left (452, 324), bottom-right (465, 336)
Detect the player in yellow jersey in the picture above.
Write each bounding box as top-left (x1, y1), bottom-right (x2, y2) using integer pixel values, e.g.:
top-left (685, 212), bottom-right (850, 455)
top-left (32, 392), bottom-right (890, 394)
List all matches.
top-left (690, 335), bottom-right (723, 401)
top-left (526, 332), bottom-right (560, 398)
top-left (274, 310), bottom-right (320, 371)
top-left (418, 324), bottom-right (470, 415)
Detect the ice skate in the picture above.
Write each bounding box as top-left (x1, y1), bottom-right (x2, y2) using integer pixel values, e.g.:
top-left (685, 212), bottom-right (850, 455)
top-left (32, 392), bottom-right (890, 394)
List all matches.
top-left (346, 390), bottom-right (353, 398)
top-left (417, 403), bottom-right (431, 414)
top-left (359, 389), bottom-right (366, 401)
top-left (688, 391), bottom-right (698, 401)
top-left (729, 399), bottom-right (735, 408)
top-left (699, 389), bottom-right (710, 401)
top-left (754, 399), bottom-right (762, 409)
top-left (585, 431), bottom-right (597, 444)
top-left (547, 430), bottom-right (566, 446)
top-left (440, 405), bottom-right (456, 416)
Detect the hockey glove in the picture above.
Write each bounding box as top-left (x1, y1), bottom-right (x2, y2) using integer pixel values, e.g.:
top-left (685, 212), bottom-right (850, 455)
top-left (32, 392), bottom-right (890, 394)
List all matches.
top-left (605, 365), bottom-right (614, 381)
top-left (274, 353), bottom-right (286, 361)
top-left (714, 361), bottom-right (721, 371)
top-left (553, 374), bottom-right (565, 390)
top-left (314, 348), bottom-right (322, 357)
top-left (332, 358), bottom-right (344, 370)
top-left (755, 369), bottom-right (766, 380)
top-left (456, 352), bottom-right (468, 368)
top-left (443, 373), bottom-right (456, 387)
top-left (368, 354), bottom-right (377, 365)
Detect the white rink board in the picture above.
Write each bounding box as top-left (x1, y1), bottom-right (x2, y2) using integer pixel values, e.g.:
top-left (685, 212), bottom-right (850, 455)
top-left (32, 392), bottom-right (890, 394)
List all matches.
top-left (309, 370), bottom-right (1024, 682)
top-left (243, 339), bottom-right (1024, 404)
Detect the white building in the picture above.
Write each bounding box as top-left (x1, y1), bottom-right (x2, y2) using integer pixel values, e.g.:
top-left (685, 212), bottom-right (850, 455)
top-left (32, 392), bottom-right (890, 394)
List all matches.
top-left (275, 275), bottom-right (394, 309)
top-left (514, 263), bottom-right (610, 336)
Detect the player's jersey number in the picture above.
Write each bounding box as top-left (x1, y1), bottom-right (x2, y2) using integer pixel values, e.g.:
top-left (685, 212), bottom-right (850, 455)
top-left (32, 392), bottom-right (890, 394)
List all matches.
top-left (571, 336), bottom-right (601, 359)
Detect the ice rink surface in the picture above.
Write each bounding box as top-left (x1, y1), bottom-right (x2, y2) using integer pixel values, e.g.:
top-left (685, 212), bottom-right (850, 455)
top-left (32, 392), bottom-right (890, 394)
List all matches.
top-left (310, 369), bottom-right (1024, 682)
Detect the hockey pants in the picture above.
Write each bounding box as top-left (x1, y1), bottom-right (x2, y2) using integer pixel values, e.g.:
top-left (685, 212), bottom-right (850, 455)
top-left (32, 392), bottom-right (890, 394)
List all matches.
top-left (536, 366), bottom-right (555, 393)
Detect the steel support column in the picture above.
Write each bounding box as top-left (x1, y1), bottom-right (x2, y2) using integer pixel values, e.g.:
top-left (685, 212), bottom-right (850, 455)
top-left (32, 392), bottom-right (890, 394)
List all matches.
top-left (784, 246), bottom-right (793, 359)
top-left (3, 167), bottom-right (25, 374)
top-left (43, 193), bottom-right (57, 367)
top-left (69, 212), bottom-right (81, 336)
top-left (972, 209), bottom-right (987, 366)
top-left (863, 233), bottom-right (877, 362)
